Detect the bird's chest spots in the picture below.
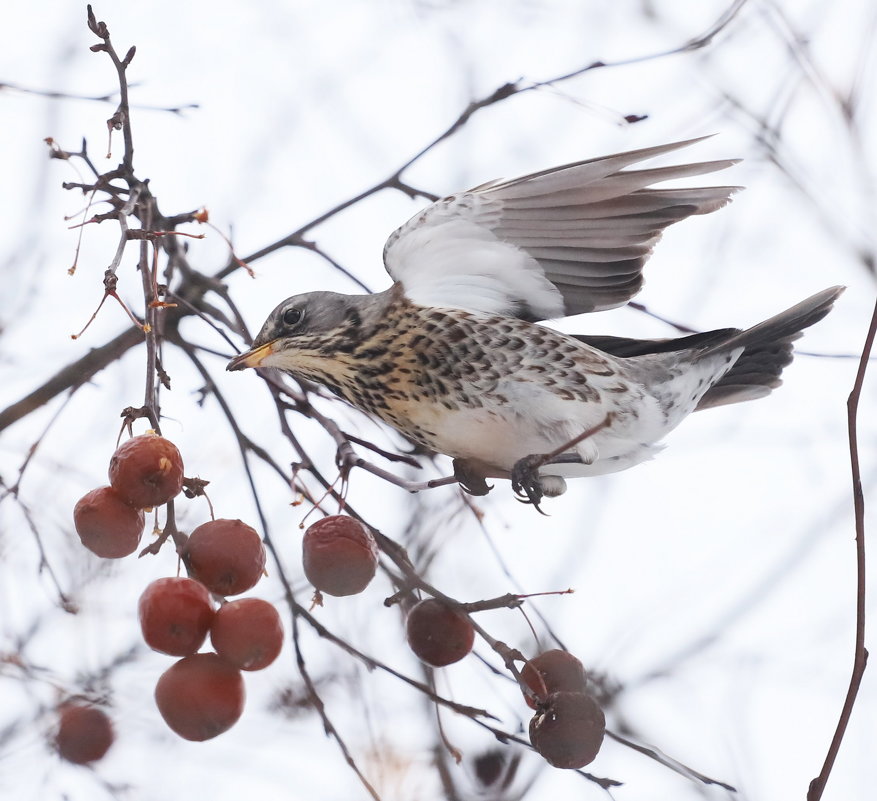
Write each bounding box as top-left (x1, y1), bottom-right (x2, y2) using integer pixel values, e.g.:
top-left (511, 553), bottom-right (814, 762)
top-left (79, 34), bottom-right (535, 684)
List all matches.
top-left (392, 311), bottom-right (615, 407)
top-left (311, 306), bottom-right (633, 450)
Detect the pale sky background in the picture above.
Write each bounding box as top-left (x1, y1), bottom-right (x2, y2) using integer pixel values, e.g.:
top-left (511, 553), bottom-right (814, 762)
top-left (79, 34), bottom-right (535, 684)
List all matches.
top-left (1, 1), bottom-right (875, 800)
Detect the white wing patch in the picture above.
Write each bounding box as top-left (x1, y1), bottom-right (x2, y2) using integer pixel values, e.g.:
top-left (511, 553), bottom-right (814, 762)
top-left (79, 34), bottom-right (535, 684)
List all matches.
top-left (384, 199), bottom-right (565, 318)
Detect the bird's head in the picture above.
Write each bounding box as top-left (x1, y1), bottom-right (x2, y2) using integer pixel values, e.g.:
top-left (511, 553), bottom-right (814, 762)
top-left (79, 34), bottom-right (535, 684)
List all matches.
top-left (226, 290), bottom-right (374, 374)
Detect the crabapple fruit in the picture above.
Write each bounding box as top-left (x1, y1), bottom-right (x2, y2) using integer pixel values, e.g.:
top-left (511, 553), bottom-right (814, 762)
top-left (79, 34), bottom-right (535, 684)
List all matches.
top-left (529, 691), bottom-right (605, 769)
top-left (182, 519), bottom-right (266, 596)
top-left (210, 598), bottom-right (283, 671)
top-left (138, 577), bottom-right (215, 656)
top-left (521, 649), bottom-right (587, 709)
top-left (55, 702), bottom-right (114, 764)
top-left (109, 433), bottom-right (184, 509)
top-left (302, 515), bottom-right (378, 597)
top-left (406, 598), bottom-right (474, 667)
top-left (154, 652), bottom-right (245, 741)
top-left (73, 485), bottom-right (145, 558)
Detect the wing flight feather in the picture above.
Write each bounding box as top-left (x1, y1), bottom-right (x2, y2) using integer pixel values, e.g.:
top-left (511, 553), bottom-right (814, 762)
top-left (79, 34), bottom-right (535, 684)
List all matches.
top-left (383, 137), bottom-right (740, 319)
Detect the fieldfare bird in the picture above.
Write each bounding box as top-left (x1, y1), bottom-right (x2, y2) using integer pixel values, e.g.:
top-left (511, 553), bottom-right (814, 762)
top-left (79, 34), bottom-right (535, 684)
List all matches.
top-left (227, 138), bottom-right (842, 507)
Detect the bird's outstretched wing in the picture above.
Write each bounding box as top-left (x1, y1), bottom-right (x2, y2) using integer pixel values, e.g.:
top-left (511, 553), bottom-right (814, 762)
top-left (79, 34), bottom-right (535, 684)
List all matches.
top-left (383, 137), bottom-right (740, 320)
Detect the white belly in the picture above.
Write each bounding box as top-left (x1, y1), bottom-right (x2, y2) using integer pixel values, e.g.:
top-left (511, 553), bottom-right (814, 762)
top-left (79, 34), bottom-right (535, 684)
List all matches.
top-left (408, 377), bottom-right (672, 477)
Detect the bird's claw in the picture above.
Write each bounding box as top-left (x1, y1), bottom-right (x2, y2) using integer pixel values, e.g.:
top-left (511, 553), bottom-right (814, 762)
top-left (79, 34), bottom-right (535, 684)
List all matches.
top-left (453, 459), bottom-right (493, 497)
top-left (511, 454), bottom-right (548, 514)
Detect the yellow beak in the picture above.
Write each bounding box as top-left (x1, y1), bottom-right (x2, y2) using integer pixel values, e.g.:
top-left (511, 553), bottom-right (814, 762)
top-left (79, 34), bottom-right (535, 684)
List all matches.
top-left (226, 340), bottom-right (277, 371)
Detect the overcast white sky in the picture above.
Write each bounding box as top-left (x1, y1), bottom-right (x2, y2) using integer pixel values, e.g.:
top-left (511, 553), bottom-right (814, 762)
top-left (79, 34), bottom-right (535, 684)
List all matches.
top-left (1, 1), bottom-right (875, 800)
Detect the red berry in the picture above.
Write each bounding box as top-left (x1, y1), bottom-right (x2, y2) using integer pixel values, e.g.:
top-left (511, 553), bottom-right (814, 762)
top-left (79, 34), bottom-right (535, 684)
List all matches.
top-left (182, 519), bottom-right (266, 596)
top-left (210, 598), bottom-right (283, 671)
top-left (154, 653), bottom-right (245, 741)
top-left (139, 577), bottom-right (215, 657)
top-left (529, 691), bottom-right (605, 769)
top-left (521, 649), bottom-right (587, 709)
top-left (55, 702), bottom-right (114, 764)
top-left (109, 433), bottom-right (184, 509)
top-left (302, 516), bottom-right (378, 597)
top-left (406, 599), bottom-right (474, 667)
top-left (73, 486), bottom-right (145, 558)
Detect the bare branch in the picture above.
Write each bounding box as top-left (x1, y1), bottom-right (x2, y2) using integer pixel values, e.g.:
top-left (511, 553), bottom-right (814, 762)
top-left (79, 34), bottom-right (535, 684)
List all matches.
top-left (807, 293), bottom-right (875, 800)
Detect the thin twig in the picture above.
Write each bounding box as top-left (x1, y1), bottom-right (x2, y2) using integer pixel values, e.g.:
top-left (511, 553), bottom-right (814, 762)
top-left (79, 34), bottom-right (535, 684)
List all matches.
top-left (1, 79), bottom-right (198, 114)
top-left (290, 611), bottom-right (383, 801)
top-left (807, 292), bottom-right (875, 800)
top-left (2, 490), bottom-right (72, 611)
top-left (214, 1), bottom-right (751, 286)
top-left (605, 730), bottom-right (736, 791)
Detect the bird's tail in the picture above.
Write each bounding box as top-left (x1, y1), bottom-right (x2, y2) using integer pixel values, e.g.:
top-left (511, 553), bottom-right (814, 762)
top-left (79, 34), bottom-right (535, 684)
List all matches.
top-left (693, 285), bottom-right (844, 409)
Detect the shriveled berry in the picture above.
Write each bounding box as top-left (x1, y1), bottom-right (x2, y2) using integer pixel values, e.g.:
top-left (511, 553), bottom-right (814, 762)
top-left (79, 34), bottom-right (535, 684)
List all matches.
top-left (529, 691), bottom-right (605, 769)
top-left (182, 519), bottom-right (266, 596)
top-left (406, 598), bottom-right (474, 667)
top-left (73, 485), bottom-right (145, 558)
top-left (109, 433), bottom-right (184, 509)
top-left (210, 598), bottom-right (283, 670)
top-left (302, 516), bottom-right (378, 597)
top-left (139, 577), bottom-right (215, 656)
top-left (154, 653), bottom-right (245, 741)
top-left (473, 750), bottom-right (507, 788)
top-left (54, 702), bottom-right (114, 764)
top-left (521, 649), bottom-right (587, 709)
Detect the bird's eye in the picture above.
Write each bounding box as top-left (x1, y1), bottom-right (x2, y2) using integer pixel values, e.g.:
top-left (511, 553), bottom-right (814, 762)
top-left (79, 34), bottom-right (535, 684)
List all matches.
top-left (282, 307), bottom-right (303, 327)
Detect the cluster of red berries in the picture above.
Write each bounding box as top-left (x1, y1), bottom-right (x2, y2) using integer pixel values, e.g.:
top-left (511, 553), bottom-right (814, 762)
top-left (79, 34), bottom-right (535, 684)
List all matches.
top-left (522, 649), bottom-right (605, 768)
top-left (299, 515), bottom-right (603, 767)
top-left (69, 445), bottom-right (602, 767)
top-left (73, 431), bottom-right (184, 558)
top-left (64, 432), bottom-right (282, 755)
top-left (301, 515), bottom-right (605, 767)
top-left (145, 518), bottom-right (279, 741)
top-left (301, 515), bottom-right (477, 667)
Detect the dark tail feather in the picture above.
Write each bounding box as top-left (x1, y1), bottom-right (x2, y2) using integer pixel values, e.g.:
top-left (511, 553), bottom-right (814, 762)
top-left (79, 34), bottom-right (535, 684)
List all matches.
top-left (696, 286), bottom-right (844, 357)
top-left (571, 328), bottom-right (738, 357)
top-left (694, 286), bottom-right (844, 409)
top-left (694, 338), bottom-right (795, 409)
top-left (575, 286), bottom-right (844, 411)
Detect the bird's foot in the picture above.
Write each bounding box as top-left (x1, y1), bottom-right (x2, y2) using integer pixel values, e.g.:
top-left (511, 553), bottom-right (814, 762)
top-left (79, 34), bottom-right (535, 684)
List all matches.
top-left (453, 459), bottom-right (493, 497)
top-left (511, 454), bottom-right (550, 514)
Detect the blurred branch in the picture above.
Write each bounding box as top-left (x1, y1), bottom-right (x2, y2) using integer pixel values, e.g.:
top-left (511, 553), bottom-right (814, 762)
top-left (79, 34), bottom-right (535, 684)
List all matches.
top-left (533, 0), bottom-right (751, 87)
top-left (290, 609), bottom-right (383, 801)
top-left (0, 79), bottom-right (198, 114)
top-left (214, 0), bottom-right (752, 286)
top-left (605, 730), bottom-right (736, 791)
top-left (0, 491), bottom-right (72, 611)
top-left (0, 326), bottom-right (143, 432)
top-left (719, 87), bottom-right (877, 276)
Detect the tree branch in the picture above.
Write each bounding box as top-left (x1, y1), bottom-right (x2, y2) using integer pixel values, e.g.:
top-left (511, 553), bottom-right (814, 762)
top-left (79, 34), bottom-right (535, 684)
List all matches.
top-left (807, 292), bottom-right (875, 800)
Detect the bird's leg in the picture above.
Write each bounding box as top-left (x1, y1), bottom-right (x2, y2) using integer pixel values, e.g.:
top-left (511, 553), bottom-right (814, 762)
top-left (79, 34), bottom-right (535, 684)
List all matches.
top-left (452, 458), bottom-right (497, 497)
top-left (512, 445), bottom-right (585, 510)
top-left (510, 454), bottom-right (549, 510)
top-left (512, 414), bottom-right (614, 509)
top-left (510, 452), bottom-right (581, 512)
